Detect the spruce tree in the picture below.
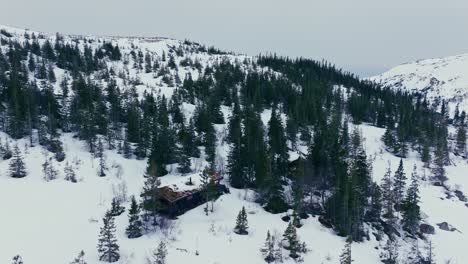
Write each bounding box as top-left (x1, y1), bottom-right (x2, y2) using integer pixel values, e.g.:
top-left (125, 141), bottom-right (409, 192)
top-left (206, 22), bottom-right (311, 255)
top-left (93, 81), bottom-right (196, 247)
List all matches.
top-left (291, 159), bottom-right (305, 227)
top-left (9, 145), bottom-right (27, 178)
top-left (425, 240), bottom-right (436, 264)
top-left (149, 241), bottom-right (168, 264)
top-left (348, 130), bottom-right (371, 240)
top-left (260, 231), bottom-right (276, 263)
top-left (392, 159), bottom-right (406, 211)
top-left (177, 151), bottom-right (191, 175)
top-left (96, 139), bottom-right (107, 177)
top-left (70, 250), bottom-right (87, 264)
top-left (267, 106), bottom-right (288, 177)
top-left (109, 197), bottom-right (125, 217)
top-left (64, 161), bottom-right (77, 183)
top-left (366, 182), bottom-right (382, 223)
top-left (97, 212), bottom-right (120, 262)
top-left (140, 160), bottom-right (162, 223)
top-left (282, 221), bottom-right (301, 259)
top-left (234, 206), bottom-right (249, 235)
top-left (381, 165), bottom-right (394, 219)
top-left (382, 126), bottom-right (396, 152)
top-left (122, 133), bottom-right (132, 159)
top-left (126, 196), bottom-right (143, 239)
top-left (380, 238), bottom-right (399, 264)
top-left (11, 255), bottom-right (23, 264)
top-left (200, 167), bottom-right (217, 214)
top-left (263, 151), bottom-right (288, 214)
top-left (420, 137), bottom-right (431, 168)
top-left (432, 139), bottom-right (447, 184)
top-left (402, 165), bottom-right (421, 234)
top-left (227, 99), bottom-right (245, 188)
top-left (3, 139), bottom-right (12, 160)
top-left (339, 238), bottom-right (352, 264)
top-left (407, 239), bottom-right (423, 264)
top-left (204, 122), bottom-right (217, 168)
top-left (42, 154), bottom-right (58, 181)
top-left (456, 124), bottom-right (466, 156)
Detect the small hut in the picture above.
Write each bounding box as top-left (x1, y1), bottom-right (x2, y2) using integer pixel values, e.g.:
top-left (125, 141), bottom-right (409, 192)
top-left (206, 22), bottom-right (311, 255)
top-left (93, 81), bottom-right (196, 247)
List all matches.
top-left (154, 172), bottom-right (229, 217)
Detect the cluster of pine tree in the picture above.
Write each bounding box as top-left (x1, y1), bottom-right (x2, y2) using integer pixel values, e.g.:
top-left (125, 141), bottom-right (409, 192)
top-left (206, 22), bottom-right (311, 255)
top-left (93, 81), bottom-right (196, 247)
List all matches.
top-left (0, 29), bottom-right (458, 248)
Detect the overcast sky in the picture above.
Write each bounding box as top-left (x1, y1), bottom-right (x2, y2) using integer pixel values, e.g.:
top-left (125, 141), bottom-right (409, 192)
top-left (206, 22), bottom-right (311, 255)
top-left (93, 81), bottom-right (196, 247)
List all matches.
top-left (1, 0), bottom-right (467, 76)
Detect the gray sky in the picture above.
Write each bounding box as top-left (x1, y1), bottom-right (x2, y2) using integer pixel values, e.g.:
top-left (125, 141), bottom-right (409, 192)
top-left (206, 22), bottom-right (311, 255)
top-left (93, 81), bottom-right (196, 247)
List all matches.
top-left (1, 0), bottom-right (468, 76)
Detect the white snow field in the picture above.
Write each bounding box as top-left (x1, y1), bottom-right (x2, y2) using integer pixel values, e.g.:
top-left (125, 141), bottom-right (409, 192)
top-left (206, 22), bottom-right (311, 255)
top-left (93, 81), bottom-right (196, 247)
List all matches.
top-left (1, 125), bottom-right (467, 264)
top-left (371, 53), bottom-right (468, 114)
top-left (0, 25), bottom-right (467, 264)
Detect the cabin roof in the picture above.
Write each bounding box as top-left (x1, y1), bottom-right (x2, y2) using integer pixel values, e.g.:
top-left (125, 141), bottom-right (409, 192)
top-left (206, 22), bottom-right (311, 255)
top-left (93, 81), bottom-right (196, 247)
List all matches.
top-left (158, 186), bottom-right (197, 203)
top-left (156, 171), bottom-right (223, 203)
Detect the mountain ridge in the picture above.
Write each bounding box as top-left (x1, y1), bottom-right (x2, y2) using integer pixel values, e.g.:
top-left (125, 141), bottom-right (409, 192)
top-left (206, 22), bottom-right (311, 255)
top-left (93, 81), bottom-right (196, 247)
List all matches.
top-left (371, 52), bottom-right (468, 113)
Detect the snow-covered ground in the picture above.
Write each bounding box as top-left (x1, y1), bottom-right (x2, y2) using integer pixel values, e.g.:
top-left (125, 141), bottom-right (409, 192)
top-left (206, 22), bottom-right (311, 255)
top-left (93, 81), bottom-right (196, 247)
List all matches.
top-left (0, 123), bottom-right (467, 264)
top-left (0, 24), bottom-right (467, 264)
top-left (370, 53), bottom-right (468, 114)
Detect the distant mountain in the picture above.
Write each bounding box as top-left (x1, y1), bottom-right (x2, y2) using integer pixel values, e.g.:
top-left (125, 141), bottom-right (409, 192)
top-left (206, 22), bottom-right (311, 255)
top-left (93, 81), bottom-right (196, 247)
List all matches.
top-left (371, 53), bottom-right (468, 113)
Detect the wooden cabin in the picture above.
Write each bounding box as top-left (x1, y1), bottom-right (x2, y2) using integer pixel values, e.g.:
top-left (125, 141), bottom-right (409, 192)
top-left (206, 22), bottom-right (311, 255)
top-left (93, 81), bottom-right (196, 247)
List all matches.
top-left (154, 172), bottom-right (229, 218)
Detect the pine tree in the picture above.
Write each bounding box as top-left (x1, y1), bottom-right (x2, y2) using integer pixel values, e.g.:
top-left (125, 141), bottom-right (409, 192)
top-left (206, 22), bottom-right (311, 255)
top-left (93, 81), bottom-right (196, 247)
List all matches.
top-left (456, 124), bottom-right (466, 156)
top-left (200, 167), bottom-right (217, 215)
top-left (402, 165), bottom-right (421, 234)
top-left (11, 255), bottom-right (23, 264)
top-left (149, 241), bottom-right (168, 264)
top-left (425, 240), bottom-right (436, 264)
top-left (274, 240), bottom-right (283, 263)
top-left (204, 122), bottom-right (217, 168)
top-left (282, 221), bottom-right (301, 259)
top-left (9, 145), bottom-right (27, 178)
top-left (339, 238), bottom-right (352, 264)
top-left (47, 63), bottom-right (56, 83)
top-left (227, 98), bottom-right (245, 188)
top-left (260, 231), bottom-right (276, 263)
top-left (392, 159), bottom-right (406, 211)
top-left (395, 126), bottom-right (408, 158)
top-left (109, 197), bottom-right (125, 217)
top-left (3, 139), bottom-right (12, 160)
top-left (64, 161), bottom-right (77, 183)
top-left (144, 52), bottom-right (152, 73)
top-left (97, 212), bottom-right (120, 263)
top-left (234, 206), bottom-right (249, 235)
top-left (291, 157), bottom-right (305, 218)
top-left (177, 151), bottom-right (191, 175)
top-left (70, 250), bottom-right (87, 264)
top-left (122, 133), bottom-right (132, 159)
top-left (42, 154), bottom-right (58, 181)
top-left (263, 152), bottom-right (288, 214)
top-left (420, 137), bottom-right (431, 168)
top-left (366, 182), bottom-right (382, 223)
top-left (382, 126), bottom-right (396, 152)
top-left (380, 238), bottom-right (399, 264)
top-left (140, 160), bottom-right (162, 223)
top-left (268, 106), bottom-right (288, 177)
top-left (432, 138), bottom-right (447, 185)
top-left (381, 165), bottom-right (394, 219)
top-left (96, 138), bottom-right (107, 177)
top-left (407, 239), bottom-right (423, 264)
top-left (348, 130), bottom-right (371, 240)
top-left (126, 196), bottom-right (143, 239)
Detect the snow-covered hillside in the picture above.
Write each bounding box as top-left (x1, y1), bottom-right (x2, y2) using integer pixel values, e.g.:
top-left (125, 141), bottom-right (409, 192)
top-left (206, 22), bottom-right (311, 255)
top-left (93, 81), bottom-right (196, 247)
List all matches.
top-left (370, 53), bottom-right (468, 113)
top-left (0, 25), bottom-right (467, 264)
top-left (1, 125), bottom-right (467, 264)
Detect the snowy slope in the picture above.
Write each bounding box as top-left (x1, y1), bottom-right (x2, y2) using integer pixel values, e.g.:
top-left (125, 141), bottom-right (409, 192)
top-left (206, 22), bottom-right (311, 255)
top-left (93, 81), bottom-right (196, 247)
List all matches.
top-left (370, 53), bottom-right (468, 113)
top-left (1, 125), bottom-right (467, 264)
top-left (0, 25), bottom-right (467, 264)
